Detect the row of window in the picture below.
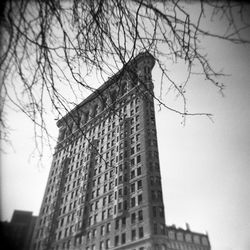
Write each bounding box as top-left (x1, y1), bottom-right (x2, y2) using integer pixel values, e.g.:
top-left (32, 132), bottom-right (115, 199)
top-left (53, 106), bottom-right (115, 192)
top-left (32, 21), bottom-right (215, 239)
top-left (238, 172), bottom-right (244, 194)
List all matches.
top-left (59, 98), bottom-right (141, 146)
top-left (55, 97), bottom-right (142, 165)
top-left (55, 93), bottom-right (141, 152)
top-left (42, 160), bottom-right (144, 222)
top-left (164, 241), bottom-right (209, 250)
top-left (88, 192), bottom-right (144, 226)
top-left (62, 132), bottom-right (142, 184)
top-left (151, 190), bottom-right (163, 201)
top-left (86, 227), bottom-right (144, 249)
top-left (115, 227), bottom-right (144, 246)
top-left (167, 231), bottom-right (209, 245)
top-left (48, 117), bottom-right (143, 196)
top-left (44, 167), bottom-right (144, 221)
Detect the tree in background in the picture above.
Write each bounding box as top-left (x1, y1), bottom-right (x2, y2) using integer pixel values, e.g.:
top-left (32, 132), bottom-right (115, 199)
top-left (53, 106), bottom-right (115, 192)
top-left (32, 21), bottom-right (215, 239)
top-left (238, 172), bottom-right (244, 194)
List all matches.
top-left (1, 0), bottom-right (250, 153)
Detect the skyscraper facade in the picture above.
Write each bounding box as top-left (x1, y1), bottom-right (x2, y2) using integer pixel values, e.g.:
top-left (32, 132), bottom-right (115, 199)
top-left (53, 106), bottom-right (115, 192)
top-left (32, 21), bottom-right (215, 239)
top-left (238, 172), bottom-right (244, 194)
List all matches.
top-left (31, 52), bottom-right (168, 250)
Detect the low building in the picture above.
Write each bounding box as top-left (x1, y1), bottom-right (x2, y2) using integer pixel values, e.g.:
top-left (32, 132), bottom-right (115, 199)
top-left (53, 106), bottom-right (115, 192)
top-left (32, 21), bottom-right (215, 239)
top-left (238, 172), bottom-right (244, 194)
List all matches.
top-left (165, 224), bottom-right (211, 250)
top-left (0, 210), bottom-right (37, 250)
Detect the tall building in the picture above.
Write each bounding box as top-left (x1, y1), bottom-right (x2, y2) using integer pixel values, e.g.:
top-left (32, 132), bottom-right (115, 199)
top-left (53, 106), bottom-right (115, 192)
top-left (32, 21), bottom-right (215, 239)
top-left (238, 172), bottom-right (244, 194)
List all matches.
top-left (31, 52), bottom-right (211, 250)
top-left (32, 52), bottom-right (167, 250)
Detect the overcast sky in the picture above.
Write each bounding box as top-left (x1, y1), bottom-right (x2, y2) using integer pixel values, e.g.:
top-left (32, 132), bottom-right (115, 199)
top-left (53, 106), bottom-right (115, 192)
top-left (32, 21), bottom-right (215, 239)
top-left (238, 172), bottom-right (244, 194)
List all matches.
top-left (1, 3), bottom-right (250, 250)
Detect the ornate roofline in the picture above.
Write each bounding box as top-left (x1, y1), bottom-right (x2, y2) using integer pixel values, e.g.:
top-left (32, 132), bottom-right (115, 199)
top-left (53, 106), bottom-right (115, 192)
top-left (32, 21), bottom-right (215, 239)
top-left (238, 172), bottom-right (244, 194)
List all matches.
top-left (56, 52), bottom-right (155, 128)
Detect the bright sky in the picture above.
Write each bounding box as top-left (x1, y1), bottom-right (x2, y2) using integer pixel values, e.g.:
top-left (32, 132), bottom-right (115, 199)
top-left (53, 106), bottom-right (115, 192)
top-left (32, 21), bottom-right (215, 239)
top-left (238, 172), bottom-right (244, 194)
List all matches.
top-left (1, 3), bottom-right (250, 250)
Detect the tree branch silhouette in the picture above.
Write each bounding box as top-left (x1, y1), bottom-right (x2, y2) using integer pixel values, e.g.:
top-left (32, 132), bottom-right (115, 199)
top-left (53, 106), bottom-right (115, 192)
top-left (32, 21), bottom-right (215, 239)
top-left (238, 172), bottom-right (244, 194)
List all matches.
top-left (0, 0), bottom-right (249, 154)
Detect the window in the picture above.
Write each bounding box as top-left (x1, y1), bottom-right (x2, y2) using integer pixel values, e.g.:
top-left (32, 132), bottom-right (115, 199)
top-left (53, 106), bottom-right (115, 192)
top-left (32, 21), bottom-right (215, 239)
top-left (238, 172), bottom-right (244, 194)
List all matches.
top-left (95, 201), bottom-right (99, 210)
top-left (108, 194), bottom-right (112, 203)
top-left (139, 227), bottom-right (144, 238)
top-left (138, 194), bottom-right (143, 205)
top-left (137, 167), bottom-right (141, 176)
top-left (106, 239), bottom-right (110, 249)
top-left (94, 214), bottom-right (97, 223)
top-left (185, 233), bottom-right (192, 242)
top-left (118, 202), bottom-right (122, 210)
top-left (108, 208), bottom-right (112, 217)
top-left (137, 180), bottom-right (142, 190)
top-left (138, 210), bottom-right (143, 221)
top-left (194, 235), bottom-right (200, 244)
top-left (159, 207), bottom-right (164, 217)
top-left (131, 147), bottom-right (135, 155)
top-left (150, 176), bottom-right (154, 185)
top-left (131, 197), bottom-right (136, 207)
top-left (100, 242), bottom-right (104, 250)
top-left (131, 137), bottom-right (135, 144)
top-left (152, 191), bottom-right (156, 200)
top-left (88, 216), bottom-right (92, 226)
top-left (157, 191), bottom-right (162, 201)
top-left (100, 225), bottom-right (105, 236)
top-left (131, 170), bottom-right (135, 179)
top-left (131, 229), bottom-right (136, 241)
top-left (131, 213), bottom-right (136, 224)
top-left (107, 223), bottom-right (111, 233)
top-left (124, 186), bottom-right (128, 195)
top-left (161, 244), bottom-right (167, 250)
top-left (169, 230), bottom-right (175, 239)
top-left (103, 197), bottom-right (106, 206)
top-left (202, 236), bottom-right (209, 246)
top-left (102, 211), bottom-right (106, 220)
top-left (109, 170), bottom-right (113, 178)
top-left (119, 153), bottom-right (123, 160)
top-left (121, 233), bottom-right (126, 244)
top-left (160, 224), bottom-right (165, 234)
top-left (131, 158), bottom-right (135, 166)
top-left (115, 219), bottom-right (119, 229)
top-left (104, 173), bottom-right (108, 181)
top-left (122, 217), bottom-right (126, 226)
top-left (136, 133), bottom-right (140, 141)
top-left (124, 200), bottom-right (128, 210)
top-left (98, 177), bottom-right (101, 184)
top-left (118, 188), bottom-right (122, 196)
top-left (131, 183), bottom-right (135, 193)
top-left (92, 229), bottom-right (96, 238)
top-left (137, 155), bottom-right (141, 164)
top-left (118, 175), bottom-right (123, 184)
top-left (115, 235), bottom-right (119, 246)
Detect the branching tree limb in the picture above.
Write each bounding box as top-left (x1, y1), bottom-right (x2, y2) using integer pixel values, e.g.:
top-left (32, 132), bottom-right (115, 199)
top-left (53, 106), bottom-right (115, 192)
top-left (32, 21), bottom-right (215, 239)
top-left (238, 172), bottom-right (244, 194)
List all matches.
top-left (0, 0), bottom-right (250, 154)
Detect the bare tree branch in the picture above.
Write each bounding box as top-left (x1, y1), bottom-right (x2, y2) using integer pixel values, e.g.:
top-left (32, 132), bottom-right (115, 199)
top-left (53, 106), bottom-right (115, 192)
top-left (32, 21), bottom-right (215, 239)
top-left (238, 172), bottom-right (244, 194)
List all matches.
top-left (0, 0), bottom-right (249, 155)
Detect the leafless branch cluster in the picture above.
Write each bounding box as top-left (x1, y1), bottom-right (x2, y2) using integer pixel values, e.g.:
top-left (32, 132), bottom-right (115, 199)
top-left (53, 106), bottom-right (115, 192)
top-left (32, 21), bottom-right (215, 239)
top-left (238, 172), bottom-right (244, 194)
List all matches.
top-left (0, 0), bottom-right (249, 154)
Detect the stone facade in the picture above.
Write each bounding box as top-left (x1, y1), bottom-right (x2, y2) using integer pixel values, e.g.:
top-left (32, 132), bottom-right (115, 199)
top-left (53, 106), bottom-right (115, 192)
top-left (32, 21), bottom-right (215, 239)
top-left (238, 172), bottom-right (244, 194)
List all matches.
top-left (31, 52), bottom-right (168, 250)
top-left (31, 52), bottom-right (211, 250)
